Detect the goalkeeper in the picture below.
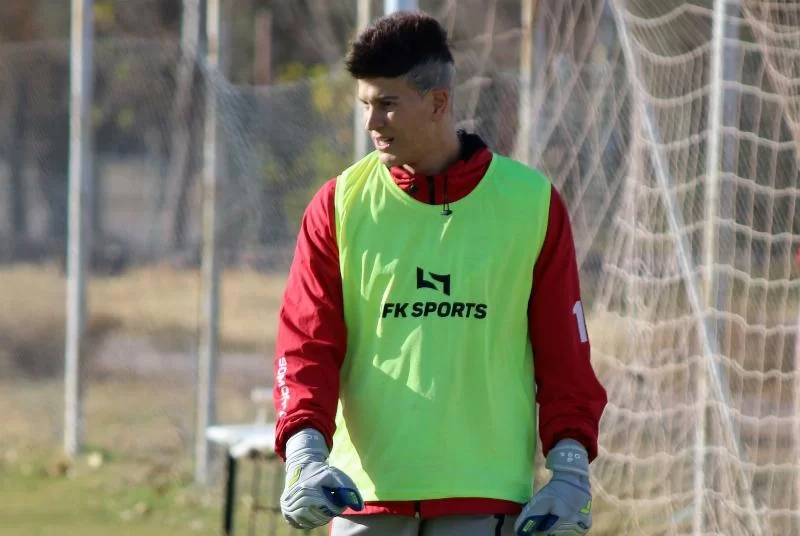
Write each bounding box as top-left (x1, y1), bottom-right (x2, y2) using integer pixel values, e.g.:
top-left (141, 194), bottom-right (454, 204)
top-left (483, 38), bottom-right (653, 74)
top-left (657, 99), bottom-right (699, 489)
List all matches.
top-left (272, 10), bottom-right (607, 536)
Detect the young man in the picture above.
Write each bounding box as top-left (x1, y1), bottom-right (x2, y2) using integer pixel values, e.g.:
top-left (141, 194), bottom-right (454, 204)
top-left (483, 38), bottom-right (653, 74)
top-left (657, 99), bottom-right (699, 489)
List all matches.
top-left (273, 11), bottom-right (607, 536)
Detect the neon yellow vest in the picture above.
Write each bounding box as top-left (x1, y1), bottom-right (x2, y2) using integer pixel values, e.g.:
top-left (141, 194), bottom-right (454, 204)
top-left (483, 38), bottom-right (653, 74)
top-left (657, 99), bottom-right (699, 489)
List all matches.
top-left (330, 151), bottom-right (552, 503)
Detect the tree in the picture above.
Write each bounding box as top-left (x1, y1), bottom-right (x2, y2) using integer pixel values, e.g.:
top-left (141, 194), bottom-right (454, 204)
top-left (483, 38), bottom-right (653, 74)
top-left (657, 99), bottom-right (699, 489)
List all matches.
top-left (0, 0), bottom-right (41, 261)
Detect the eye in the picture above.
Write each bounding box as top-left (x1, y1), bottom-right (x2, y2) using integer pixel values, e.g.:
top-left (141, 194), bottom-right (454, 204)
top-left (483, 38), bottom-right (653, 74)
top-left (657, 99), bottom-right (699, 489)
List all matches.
top-left (379, 100), bottom-right (395, 109)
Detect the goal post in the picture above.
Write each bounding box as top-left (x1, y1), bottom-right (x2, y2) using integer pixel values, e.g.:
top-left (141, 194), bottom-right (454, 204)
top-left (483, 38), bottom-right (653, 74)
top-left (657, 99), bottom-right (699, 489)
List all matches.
top-left (45, 0), bottom-right (800, 533)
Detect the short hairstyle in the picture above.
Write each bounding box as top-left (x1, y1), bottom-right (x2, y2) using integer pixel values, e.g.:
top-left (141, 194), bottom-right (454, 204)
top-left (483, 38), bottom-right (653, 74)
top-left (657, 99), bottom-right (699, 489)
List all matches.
top-left (345, 11), bottom-right (455, 94)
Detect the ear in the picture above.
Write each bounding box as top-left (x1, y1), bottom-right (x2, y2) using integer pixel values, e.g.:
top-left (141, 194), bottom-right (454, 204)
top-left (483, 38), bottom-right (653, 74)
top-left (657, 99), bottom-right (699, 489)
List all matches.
top-left (430, 88), bottom-right (450, 120)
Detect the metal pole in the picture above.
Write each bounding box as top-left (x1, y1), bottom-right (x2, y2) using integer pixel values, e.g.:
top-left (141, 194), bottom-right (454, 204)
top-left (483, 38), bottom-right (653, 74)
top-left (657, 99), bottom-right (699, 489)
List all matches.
top-left (697, 0), bottom-right (726, 532)
top-left (704, 0), bottom-right (727, 308)
top-left (384, 0), bottom-right (418, 14)
top-left (222, 454), bottom-right (237, 534)
top-left (195, 0), bottom-right (222, 486)
top-left (796, 249), bottom-right (800, 534)
top-left (704, 0), bottom-right (748, 531)
top-left (65, 0), bottom-right (94, 458)
top-left (353, 0), bottom-right (371, 161)
top-left (515, 0), bottom-right (537, 165)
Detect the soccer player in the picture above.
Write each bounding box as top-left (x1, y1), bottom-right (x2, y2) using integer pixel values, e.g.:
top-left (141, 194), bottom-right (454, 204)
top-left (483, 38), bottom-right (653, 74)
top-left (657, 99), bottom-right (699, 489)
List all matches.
top-left (272, 10), bottom-right (607, 536)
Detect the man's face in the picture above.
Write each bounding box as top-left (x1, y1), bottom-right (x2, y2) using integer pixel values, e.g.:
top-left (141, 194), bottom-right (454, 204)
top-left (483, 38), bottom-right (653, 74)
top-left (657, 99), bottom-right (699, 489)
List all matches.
top-left (357, 77), bottom-right (437, 168)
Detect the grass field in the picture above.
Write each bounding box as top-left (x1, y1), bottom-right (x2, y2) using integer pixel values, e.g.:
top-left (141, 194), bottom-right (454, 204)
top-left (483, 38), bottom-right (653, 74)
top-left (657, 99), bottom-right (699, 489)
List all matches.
top-left (0, 376), bottom-right (330, 536)
top-left (1, 263), bottom-right (797, 535)
top-left (1, 448), bottom-right (219, 536)
top-left (0, 263), bottom-right (621, 535)
top-left (0, 263), bottom-right (300, 535)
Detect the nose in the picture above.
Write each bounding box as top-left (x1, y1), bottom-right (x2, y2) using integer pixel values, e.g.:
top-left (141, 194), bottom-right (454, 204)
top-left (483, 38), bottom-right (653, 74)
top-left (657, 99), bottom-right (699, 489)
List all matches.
top-left (365, 107), bottom-right (385, 131)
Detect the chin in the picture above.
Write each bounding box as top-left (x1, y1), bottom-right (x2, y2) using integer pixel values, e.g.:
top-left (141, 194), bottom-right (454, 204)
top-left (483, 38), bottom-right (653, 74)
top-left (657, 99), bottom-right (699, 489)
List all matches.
top-left (377, 151), bottom-right (401, 166)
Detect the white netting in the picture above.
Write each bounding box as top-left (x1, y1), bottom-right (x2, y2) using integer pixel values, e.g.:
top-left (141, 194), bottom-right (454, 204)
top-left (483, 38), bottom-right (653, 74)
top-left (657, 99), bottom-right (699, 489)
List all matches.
top-left (1, 1), bottom-right (799, 534)
top-left (584, 1), bottom-right (800, 534)
top-left (206, 2), bottom-right (800, 532)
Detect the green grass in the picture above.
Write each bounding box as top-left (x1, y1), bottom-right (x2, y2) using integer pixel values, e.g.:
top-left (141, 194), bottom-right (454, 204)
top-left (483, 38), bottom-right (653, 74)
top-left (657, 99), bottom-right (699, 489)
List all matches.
top-left (0, 429), bottom-right (325, 536)
top-left (0, 375), bottom-right (324, 536)
top-left (0, 261), bottom-right (314, 535)
top-left (0, 444), bottom-right (328, 536)
top-left (1, 264), bottom-right (796, 535)
top-left (0, 450), bottom-right (224, 536)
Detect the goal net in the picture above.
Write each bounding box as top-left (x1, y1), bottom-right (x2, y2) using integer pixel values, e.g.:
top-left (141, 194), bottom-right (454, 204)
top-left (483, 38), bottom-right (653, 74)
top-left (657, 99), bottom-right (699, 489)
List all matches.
top-left (526, 1), bottom-right (800, 534)
top-left (184, 1), bottom-right (800, 533)
top-left (3, 1), bottom-right (798, 535)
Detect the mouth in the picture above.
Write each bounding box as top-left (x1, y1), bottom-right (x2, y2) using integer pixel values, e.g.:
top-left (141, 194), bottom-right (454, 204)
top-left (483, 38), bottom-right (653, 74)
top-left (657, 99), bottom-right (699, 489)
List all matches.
top-left (373, 136), bottom-right (394, 151)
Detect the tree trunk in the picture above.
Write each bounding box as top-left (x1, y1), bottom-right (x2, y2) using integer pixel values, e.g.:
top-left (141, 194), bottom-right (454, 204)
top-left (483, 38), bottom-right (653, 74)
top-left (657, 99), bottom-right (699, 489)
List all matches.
top-left (9, 74), bottom-right (29, 257)
top-left (162, 0), bottom-right (203, 254)
top-left (253, 9), bottom-right (272, 85)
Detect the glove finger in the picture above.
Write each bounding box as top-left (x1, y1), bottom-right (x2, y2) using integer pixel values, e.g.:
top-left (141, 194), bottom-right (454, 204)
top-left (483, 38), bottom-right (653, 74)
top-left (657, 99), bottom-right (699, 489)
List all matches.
top-left (326, 467), bottom-right (365, 510)
top-left (281, 488), bottom-right (344, 523)
top-left (518, 494), bottom-right (557, 519)
top-left (515, 495), bottom-right (559, 536)
top-left (543, 495), bottom-right (590, 532)
top-left (281, 507), bottom-right (304, 529)
top-left (289, 506), bottom-right (333, 529)
top-left (548, 478), bottom-right (591, 515)
top-left (308, 506), bottom-right (337, 527)
top-left (322, 485), bottom-right (364, 511)
top-left (547, 520), bottom-right (591, 535)
top-left (515, 513), bottom-right (560, 536)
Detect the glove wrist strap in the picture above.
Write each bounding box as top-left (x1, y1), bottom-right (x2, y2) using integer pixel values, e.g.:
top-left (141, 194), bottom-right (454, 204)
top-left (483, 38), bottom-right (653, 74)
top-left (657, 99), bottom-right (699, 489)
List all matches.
top-left (546, 439), bottom-right (590, 479)
top-left (285, 428), bottom-right (328, 465)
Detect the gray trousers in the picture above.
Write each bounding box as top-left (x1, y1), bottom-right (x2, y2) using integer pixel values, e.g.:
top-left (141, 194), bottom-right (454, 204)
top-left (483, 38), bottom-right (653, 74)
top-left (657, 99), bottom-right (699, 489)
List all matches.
top-left (330, 514), bottom-right (519, 535)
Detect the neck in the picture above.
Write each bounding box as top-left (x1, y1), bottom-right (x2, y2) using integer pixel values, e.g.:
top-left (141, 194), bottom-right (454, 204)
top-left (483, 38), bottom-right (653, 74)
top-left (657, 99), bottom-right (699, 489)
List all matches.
top-left (404, 128), bottom-right (461, 176)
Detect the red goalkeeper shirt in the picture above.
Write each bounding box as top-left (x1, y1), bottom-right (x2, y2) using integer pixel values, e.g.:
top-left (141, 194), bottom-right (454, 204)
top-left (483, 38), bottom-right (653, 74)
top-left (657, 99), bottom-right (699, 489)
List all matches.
top-left (272, 132), bottom-right (607, 519)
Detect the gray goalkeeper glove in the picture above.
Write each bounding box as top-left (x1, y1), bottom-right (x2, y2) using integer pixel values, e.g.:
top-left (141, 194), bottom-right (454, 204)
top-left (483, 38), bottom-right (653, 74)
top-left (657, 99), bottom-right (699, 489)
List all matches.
top-left (514, 439), bottom-right (592, 536)
top-left (279, 428), bottom-right (364, 529)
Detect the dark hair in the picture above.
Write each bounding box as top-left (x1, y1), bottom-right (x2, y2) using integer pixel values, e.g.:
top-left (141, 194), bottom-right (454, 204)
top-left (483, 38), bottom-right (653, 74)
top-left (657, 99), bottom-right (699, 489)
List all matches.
top-left (345, 11), bottom-right (455, 93)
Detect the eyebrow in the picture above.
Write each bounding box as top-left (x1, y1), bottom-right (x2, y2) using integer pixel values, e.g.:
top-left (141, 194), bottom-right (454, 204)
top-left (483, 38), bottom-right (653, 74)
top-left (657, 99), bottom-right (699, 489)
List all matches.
top-left (358, 94), bottom-right (400, 103)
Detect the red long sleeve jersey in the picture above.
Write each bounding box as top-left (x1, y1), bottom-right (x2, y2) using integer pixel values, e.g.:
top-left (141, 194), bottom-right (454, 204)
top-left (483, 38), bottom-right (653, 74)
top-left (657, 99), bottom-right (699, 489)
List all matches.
top-left (272, 136), bottom-right (607, 519)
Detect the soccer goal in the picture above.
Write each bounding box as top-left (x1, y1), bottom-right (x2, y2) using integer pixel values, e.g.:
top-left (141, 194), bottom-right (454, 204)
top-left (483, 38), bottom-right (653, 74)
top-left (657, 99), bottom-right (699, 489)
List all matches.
top-left (51, 0), bottom-right (799, 534)
top-left (194, 1), bottom-right (800, 533)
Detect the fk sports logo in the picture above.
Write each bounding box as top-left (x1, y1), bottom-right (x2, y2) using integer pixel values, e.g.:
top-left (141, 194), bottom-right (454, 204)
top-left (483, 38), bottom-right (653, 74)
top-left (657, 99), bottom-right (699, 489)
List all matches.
top-left (381, 266), bottom-right (487, 320)
top-left (416, 267), bottom-right (451, 296)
